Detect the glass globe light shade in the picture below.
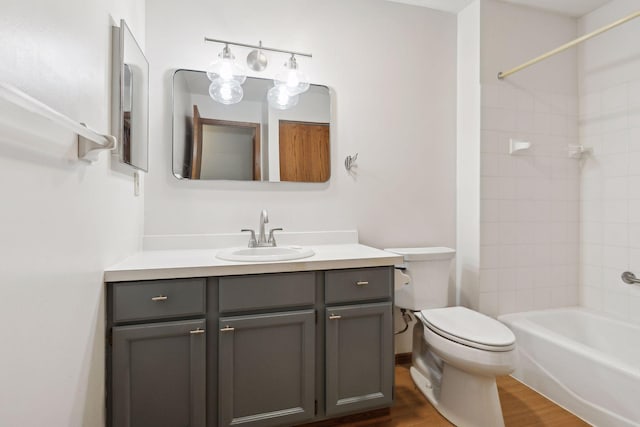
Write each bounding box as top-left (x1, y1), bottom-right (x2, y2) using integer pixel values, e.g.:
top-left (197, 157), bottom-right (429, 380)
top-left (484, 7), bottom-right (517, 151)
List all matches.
top-left (267, 84), bottom-right (299, 110)
top-left (274, 56), bottom-right (309, 95)
top-left (206, 46), bottom-right (247, 84)
top-left (209, 79), bottom-right (243, 105)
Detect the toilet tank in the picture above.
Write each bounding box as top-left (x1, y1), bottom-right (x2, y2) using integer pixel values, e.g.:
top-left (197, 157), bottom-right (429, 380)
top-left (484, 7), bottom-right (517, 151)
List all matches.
top-left (384, 247), bottom-right (455, 311)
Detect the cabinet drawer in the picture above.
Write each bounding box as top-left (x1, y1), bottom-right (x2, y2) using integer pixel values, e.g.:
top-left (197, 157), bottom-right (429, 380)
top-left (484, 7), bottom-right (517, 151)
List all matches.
top-left (112, 278), bottom-right (205, 323)
top-left (219, 272), bottom-right (315, 313)
top-left (325, 267), bottom-right (392, 304)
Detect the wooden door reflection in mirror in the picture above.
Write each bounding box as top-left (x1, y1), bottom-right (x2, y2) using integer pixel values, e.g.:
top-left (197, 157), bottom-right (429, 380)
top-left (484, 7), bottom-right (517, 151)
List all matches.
top-left (279, 120), bottom-right (329, 182)
top-left (190, 105), bottom-right (261, 180)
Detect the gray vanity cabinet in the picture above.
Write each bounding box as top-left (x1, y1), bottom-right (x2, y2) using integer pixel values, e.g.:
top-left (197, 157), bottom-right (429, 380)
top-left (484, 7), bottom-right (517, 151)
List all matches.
top-left (324, 268), bottom-right (394, 416)
top-left (111, 319), bottom-right (206, 427)
top-left (218, 310), bottom-right (315, 427)
top-left (108, 266), bottom-right (395, 427)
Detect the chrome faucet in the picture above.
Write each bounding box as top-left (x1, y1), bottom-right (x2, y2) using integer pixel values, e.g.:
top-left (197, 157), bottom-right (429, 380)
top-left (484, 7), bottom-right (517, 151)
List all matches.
top-left (258, 209), bottom-right (269, 246)
top-left (241, 209), bottom-right (283, 248)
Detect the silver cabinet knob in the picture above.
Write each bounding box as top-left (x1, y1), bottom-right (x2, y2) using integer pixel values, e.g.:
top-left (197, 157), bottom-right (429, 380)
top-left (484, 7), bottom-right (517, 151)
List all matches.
top-left (190, 328), bottom-right (205, 335)
top-left (355, 281), bottom-right (369, 286)
top-left (151, 295), bottom-right (168, 302)
top-left (329, 314), bottom-right (341, 320)
top-left (220, 326), bottom-right (235, 332)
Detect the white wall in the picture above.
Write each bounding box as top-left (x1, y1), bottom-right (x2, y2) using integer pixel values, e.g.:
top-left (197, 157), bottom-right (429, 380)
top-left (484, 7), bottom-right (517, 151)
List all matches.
top-left (457, 0), bottom-right (482, 310)
top-left (144, 0), bottom-right (457, 252)
top-left (480, 0), bottom-right (579, 93)
top-left (0, 1), bottom-right (145, 426)
top-left (145, 0), bottom-right (456, 356)
top-left (467, 0), bottom-right (581, 316)
top-left (578, 0), bottom-right (640, 324)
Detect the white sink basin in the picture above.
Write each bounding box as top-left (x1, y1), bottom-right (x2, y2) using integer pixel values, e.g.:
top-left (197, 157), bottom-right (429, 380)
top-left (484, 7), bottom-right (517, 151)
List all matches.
top-left (216, 246), bottom-right (315, 262)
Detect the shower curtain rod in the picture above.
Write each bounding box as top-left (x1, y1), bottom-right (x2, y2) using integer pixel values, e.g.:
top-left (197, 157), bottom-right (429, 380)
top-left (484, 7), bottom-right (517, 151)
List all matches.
top-left (498, 10), bottom-right (640, 80)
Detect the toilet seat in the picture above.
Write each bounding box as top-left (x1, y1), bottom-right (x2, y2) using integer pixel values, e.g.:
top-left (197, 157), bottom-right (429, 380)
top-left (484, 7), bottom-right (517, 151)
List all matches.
top-left (420, 307), bottom-right (515, 352)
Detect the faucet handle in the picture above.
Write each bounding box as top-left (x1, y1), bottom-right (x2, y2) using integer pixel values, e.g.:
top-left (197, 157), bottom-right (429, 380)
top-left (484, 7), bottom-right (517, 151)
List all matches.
top-left (267, 228), bottom-right (283, 246)
top-left (240, 229), bottom-right (257, 248)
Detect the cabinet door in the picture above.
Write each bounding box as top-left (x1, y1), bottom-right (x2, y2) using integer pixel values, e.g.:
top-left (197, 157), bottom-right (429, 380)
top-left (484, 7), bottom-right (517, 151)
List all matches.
top-left (112, 319), bottom-right (206, 427)
top-left (219, 310), bottom-right (315, 427)
top-left (325, 302), bottom-right (393, 416)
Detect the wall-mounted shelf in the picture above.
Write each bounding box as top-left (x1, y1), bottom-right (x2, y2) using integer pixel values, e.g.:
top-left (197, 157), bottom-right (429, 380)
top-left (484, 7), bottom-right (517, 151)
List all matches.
top-left (0, 82), bottom-right (116, 162)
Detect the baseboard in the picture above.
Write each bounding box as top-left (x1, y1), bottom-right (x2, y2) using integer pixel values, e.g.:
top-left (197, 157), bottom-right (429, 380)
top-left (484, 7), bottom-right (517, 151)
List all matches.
top-left (395, 352), bottom-right (411, 365)
top-left (298, 407), bottom-right (391, 426)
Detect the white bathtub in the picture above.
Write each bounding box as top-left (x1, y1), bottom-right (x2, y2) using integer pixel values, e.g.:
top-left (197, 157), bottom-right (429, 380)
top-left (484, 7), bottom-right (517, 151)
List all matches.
top-left (499, 308), bottom-right (640, 427)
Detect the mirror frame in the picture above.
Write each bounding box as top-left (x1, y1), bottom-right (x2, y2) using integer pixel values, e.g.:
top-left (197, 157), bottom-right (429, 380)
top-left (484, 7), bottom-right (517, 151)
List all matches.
top-left (171, 69), bottom-right (332, 183)
top-left (111, 19), bottom-right (149, 172)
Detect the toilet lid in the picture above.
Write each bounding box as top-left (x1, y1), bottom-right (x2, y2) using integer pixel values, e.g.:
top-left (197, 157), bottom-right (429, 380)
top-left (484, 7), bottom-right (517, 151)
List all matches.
top-left (420, 306), bottom-right (515, 351)
top-left (384, 247), bottom-right (455, 261)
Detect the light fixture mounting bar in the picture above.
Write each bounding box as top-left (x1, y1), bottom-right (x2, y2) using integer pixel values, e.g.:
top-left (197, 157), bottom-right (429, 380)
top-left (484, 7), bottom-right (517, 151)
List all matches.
top-left (204, 37), bottom-right (312, 58)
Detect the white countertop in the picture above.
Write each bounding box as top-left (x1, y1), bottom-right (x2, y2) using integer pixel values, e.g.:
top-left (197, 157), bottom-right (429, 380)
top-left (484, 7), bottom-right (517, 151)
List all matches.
top-left (104, 244), bottom-right (403, 282)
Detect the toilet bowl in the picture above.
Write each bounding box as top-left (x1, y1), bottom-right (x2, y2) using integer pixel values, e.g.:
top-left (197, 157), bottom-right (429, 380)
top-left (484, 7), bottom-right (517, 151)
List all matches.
top-left (412, 307), bottom-right (515, 427)
top-left (385, 247), bottom-right (515, 427)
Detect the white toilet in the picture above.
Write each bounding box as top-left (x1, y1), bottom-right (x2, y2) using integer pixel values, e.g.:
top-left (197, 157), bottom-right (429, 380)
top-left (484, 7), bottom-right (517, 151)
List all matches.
top-left (385, 247), bottom-right (515, 427)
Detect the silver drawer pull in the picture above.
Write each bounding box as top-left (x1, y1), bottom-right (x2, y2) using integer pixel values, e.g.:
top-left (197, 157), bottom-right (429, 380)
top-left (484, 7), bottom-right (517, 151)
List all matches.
top-left (190, 328), bottom-right (205, 335)
top-left (355, 281), bottom-right (369, 286)
top-left (220, 326), bottom-right (235, 332)
top-left (329, 314), bottom-right (341, 320)
top-left (151, 295), bottom-right (168, 302)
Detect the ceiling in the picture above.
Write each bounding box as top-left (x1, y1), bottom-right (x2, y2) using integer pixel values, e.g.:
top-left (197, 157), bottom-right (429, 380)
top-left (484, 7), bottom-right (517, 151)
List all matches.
top-left (385, 0), bottom-right (612, 17)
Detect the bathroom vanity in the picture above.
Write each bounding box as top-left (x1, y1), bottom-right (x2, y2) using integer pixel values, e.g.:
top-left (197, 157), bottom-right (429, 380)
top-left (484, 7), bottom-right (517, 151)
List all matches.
top-left (105, 243), bottom-right (401, 427)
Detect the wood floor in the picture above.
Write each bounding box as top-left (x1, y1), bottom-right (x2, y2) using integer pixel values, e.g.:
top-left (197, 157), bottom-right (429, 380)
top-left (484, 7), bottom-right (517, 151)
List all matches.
top-left (333, 364), bottom-right (589, 427)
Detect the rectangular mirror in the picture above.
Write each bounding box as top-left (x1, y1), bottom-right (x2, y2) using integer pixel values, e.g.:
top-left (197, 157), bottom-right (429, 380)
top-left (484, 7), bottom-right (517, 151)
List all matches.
top-left (112, 20), bottom-right (149, 171)
top-left (172, 70), bottom-right (330, 182)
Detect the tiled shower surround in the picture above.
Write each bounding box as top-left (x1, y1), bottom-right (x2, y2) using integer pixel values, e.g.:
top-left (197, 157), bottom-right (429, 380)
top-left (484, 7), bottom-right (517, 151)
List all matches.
top-left (478, 84), bottom-right (580, 316)
top-left (579, 78), bottom-right (640, 323)
top-left (573, 0), bottom-right (640, 326)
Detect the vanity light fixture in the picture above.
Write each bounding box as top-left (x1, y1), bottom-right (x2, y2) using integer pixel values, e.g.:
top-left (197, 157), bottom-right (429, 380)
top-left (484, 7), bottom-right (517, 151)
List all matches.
top-left (274, 54), bottom-right (310, 96)
top-left (204, 37), bottom-right (312, 109)
top-left (268, 54), bottom-right (309, 110)
top-left (206, 44), bottom-right (247, 84)
top-left (246, 41), bottom-right (268, 72)
top-left (206, 44), bottom-right (247, 105)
